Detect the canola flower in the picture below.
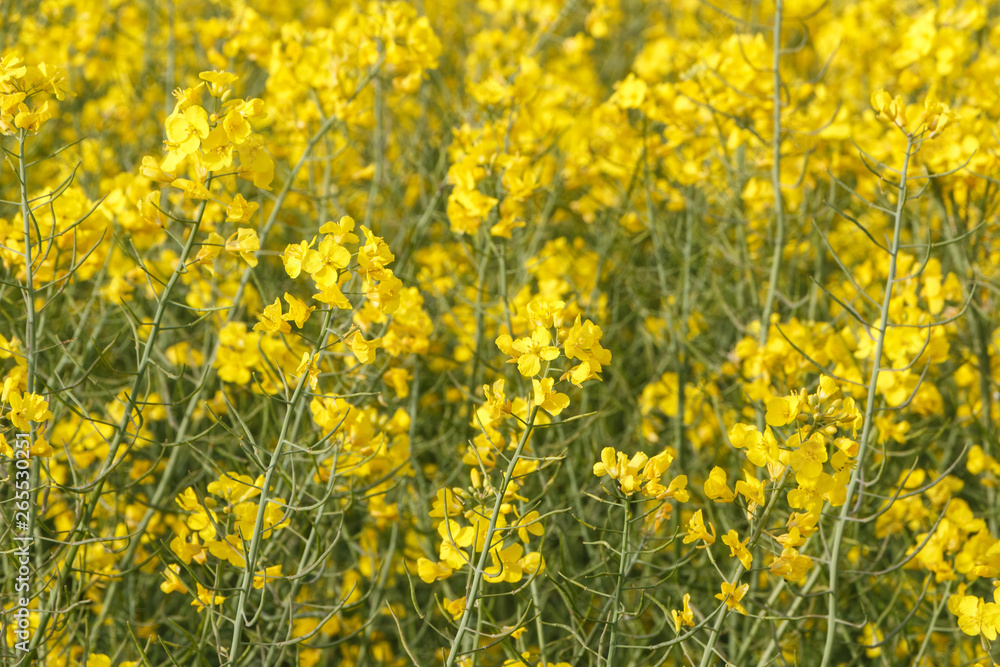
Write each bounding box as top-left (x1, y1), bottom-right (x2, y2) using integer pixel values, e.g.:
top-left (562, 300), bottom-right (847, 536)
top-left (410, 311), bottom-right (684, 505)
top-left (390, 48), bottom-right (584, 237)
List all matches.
top-left (1, 1), bottom-right (1000, 666)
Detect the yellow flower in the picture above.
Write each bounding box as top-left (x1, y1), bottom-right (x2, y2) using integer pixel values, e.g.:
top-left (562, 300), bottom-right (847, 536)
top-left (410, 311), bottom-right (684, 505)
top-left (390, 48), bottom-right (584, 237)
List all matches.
top-left (172, 178), bottom-right (212, 200)
top-left (917, 92), bottom-right (951, 139)
top-left (237, 134), bottom-right (274, 190)
top-left (817, 375), bottom-right (839, 401)
top-left (170, 533), bottom-right (206, 565)
top-left (769, 547), bottom-right (813, 581)
top-left (416, 557), bottom-right (452, 583)
top-left (729, 423), bottom-right (776, 469)
top-left (407, 16), bottom-right (442, 68)
top-left (521, 551), bottom-right (545, 576)
top-left (35, 62), bottom-right (66, 100)
top-left (199, 124), bottom-right (233, 171)
top-left (282, 293), bottom-right (315, 327)
top-left (499, 327), bottom-right (560, 377)
top-left (956, 595), bottom-right (1000, 640)
top-left (640, 451), bottom-right (676, 497)
top-left (358, 225), bottom-right (395, 278)
top-left (765, 394), bottom-right (801, 427)
top-left (348, 332), bottom-right (382, 365)
top-left (252, 565), bottom-right (283, 590)
top-left (515, 511), bottom-right (545, 542)
top-left (0, 333), bottom-right (21, 360)
top-left (137, 191), bottom-right (167, 228)
top-left (140, 155), bottom-right (175, 182)
top-left (302, 236), bottom-right (351, 287)
top-left (593, 446), bottom-right (618, 479)
top-left (6, 391), bottom-right (53, 431)
top-left (484, 542), bottom-right (524, 583)
top-left (226, 194), bottom-right (259, 223)
top-left (871, 89), bottom-right (907, 128)
top-left (721, 529), bottom-right (753, 570)
top-left (704, 466), bottom-right (735, 503)
top-left (715, 580), bottom-right (749, 615)
top-left (198, 69), bottom-right (238, 94)
top-left (671, 592), bottom-right (694, 632)
top-left (0, 54), bottom-right (27, 83)
top-left (610, 73), bottom-right (647, 109)
top-left (226, 228), bottom-right (259, 267)
top-left (789, 433), bottom-right (828, 482)
top-left (313, 276), bottom-right (353, 310)
top-left (295, 353), bottom-right (319, 391)
top-left (223, 104), bottom-right (253, 144)
top-left (562, 361), bottom-right (600, 387)
top-left (734, 472), bottom-right (765, 510)
top-left (207, 535), bottom-right (247, 567)
top-left (439, 523), bottom-right (473, 570)
top-left (319, 216), bottom-right (359, 244)
top-left (191, 582), bottom-right (226, 613)
top-left (207, 473), bottom-right (263, 506)
top-left (532, 377), bottom-right (570, 416)
top-left (253, 297), bottom-right (291, 334)
top-left (682, 509), bottom-right (715, 548)
top-left (194, 232), bottom-right (225, 273)
top-left (281, 240), bottom-right (312, 279)
top-left (383, 367), bottom-right (412, 398)
top-left (859, 623), bottom-right (883, 658)
top-left (443, 596), bottom-right (466, 620)
top-left (13, 101), bottom-right (50, 132)
top-left (482, 378), bottom-right (512, 425)
top-left (593, 447), bottom-right (648, 495)
top-left (447, 186), bottom-right (498, 235)
top-left (562, 317), bottom-right (611, 373)
top-left (165, 105), bottom-right (209, 156)
top-left (160, 564), bottom-right (188, 595)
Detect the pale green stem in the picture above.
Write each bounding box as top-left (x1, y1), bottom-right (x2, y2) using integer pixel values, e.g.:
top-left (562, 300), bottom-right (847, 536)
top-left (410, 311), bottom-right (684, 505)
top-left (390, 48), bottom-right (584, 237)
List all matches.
top-left (445, 405), bottom-right (540, 667)
top-left (226, 307), bottom-right (336, 664)
top-left (697, 468), bottom-right (790, 667)
top-left (749, 555), bottom-right (824, 664)
top-left (363, 44), bottom-right (384, 230)
top-left (675, 205), bottom-right (693, 464)
top-left (530, 577), bottom-right (548, 666)
top-left (912, 581), bottom-right (951, 666)
top-left (759, 0), bottom-right (785, 348)
top-left (819, 134), bottom-right (913, 667)
top-left (165, 0), bottom-right (175, 117)
top-left (606, 496), bottom-right (631, 666)
top-left (16, 132), bottom-right (35, 400)
top-left (85, 64), bottom-right (383, 637)
top-left (16, 130), bottom-right (43, 667)
top-left (24, 175), bottom-right (213, 665)
top-left (641, 127), bottom-right (683, 467)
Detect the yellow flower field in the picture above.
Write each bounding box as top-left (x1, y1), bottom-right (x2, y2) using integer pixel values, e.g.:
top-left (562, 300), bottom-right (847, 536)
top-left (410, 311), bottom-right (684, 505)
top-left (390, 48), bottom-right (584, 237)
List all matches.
top-left (2, 1), bottom-right (1000, 665)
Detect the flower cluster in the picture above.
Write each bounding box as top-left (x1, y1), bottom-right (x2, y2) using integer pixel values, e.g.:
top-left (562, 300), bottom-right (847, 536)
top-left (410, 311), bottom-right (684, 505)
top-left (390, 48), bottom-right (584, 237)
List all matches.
top-left (4, 1), bottom-right (1000, 665)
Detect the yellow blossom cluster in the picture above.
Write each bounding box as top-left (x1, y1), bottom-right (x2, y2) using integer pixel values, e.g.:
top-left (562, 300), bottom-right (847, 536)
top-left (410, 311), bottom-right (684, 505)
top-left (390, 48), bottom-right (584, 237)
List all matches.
top-left (4, 1), bottom-right (1000, 666)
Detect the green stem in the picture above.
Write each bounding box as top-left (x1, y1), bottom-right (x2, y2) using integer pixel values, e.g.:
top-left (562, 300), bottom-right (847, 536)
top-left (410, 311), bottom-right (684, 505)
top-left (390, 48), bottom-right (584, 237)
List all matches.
top-left (697, 468), bottom-right (790, 667)
top-left (226, 307), bottom-right (336, 664)
top-left (84, 65), bottom-right (384, 638)
top-left (16, 129), bottom-right (43, 667)
top-left (759, 0), bottom-right (785, 348)
top-left (819, 134), bottom-right (913, 667)
top-left (606, 496), bottom-right (631, 666)
top-left (749, 553), bottom-right (824, 664)
top-left (16, 132), bottom-right (35, 402)
top-left (24, 177), bottom-right (213, 666)
top-left (530, 577), bottom-right (548, 666)
top-left (445, 405), bottom-right (540, 667)
top-left (912, 581), bottom-right (951, 665)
